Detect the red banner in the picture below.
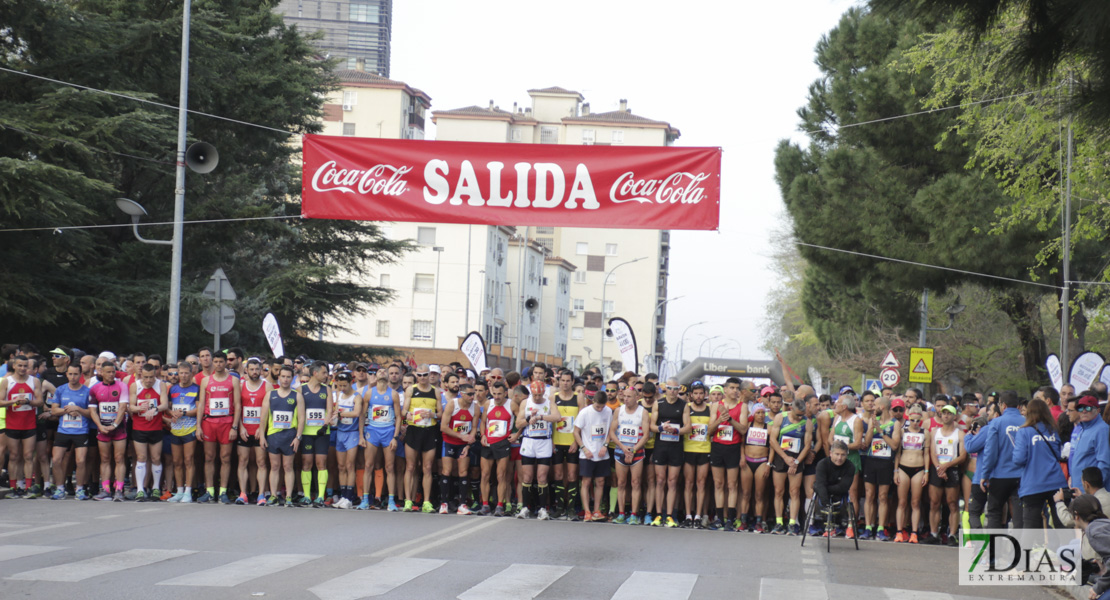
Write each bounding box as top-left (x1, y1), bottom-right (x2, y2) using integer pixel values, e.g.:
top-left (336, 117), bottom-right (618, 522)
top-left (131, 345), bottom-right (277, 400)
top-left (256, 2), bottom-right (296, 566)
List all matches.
top-left (301, 135), bottom-right (721, 230)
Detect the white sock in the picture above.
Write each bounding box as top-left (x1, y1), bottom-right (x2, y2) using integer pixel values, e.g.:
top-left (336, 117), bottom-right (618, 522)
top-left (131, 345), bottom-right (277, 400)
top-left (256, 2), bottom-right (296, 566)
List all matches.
top-left (184, 486), bottom-right (192, 495)
top-left (152, 464), bottom-right (163, 489)
top-left (135, 463), bottom-right (147, 491)
top-left (176, 486), bottom-right (184, 493)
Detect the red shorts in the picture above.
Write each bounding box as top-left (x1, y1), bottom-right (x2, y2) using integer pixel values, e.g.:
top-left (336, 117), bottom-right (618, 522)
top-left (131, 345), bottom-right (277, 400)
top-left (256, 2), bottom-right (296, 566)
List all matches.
top-left (96, 427), bottom-right (127, 443)
top-left (510, 445), bottom-right (522, 461)
top-left (201, 418), bottom-right (232, 445)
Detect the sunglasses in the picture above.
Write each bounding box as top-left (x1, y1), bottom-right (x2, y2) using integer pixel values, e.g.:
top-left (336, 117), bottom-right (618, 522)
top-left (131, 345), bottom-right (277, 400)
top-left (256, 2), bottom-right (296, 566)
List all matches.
top-left (666, 385), bottom-right (680, 391)
top-left (1079, 406), bottom-right (1097, 413)
top-left (908, 418), bottom-right (922, 423)
top-left (892, 408), bottom-right (905, 412)
top-left (461, 392), bottom-right (475, 397)
top-left (416, 372), bottom-right (429, 377)
top-left (487, 375), bottom-right (503, 380)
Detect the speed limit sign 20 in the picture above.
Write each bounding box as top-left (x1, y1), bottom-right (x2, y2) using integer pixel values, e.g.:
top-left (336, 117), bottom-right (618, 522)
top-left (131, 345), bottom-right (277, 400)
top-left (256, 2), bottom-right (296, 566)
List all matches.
top-left (880, 368), bottom-right (901, 388)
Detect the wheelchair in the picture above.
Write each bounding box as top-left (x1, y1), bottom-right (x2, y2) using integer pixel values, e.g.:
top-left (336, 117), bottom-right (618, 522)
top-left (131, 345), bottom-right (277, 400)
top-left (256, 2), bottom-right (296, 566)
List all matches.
top-left (800, 492), bottom-right (860, 552)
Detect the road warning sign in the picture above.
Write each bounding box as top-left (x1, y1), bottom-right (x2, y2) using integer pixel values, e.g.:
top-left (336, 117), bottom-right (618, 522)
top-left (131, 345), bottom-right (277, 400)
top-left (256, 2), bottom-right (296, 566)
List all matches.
top-left (908, 347), bottom-right (934, 384)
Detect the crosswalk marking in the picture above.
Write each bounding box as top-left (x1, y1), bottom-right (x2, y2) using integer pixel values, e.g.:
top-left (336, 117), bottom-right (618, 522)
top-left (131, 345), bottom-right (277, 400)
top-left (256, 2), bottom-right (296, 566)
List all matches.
top-left (457, 563), bottom-right (572, 600)
top-left (309, 557), bottom-right (446, 600)
top-left (95, 514), bottom-right (121, 520)
top-left (7, 548), bottom-right (195, 582)
top-left (880, 589), bottom-right (954, 600)
top-left (611, 571), bottom-right (698, 600)
top-left (761, 578), bottom-right (828, 600)
top-left (0, 545), bottom-right (65, 562)
top-left (0, 522), bottom-right (78, 538)
top-left (158, 553), bottom-right (321, 587)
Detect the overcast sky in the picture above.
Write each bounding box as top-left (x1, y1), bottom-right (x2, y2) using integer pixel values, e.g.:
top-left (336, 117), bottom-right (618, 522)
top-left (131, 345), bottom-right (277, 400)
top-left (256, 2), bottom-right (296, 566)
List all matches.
top-left (391, 0), bottom-right (859, 367)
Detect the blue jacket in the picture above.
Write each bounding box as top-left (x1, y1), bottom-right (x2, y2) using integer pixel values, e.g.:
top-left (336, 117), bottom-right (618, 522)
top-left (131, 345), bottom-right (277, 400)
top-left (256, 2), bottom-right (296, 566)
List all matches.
top-left (964, 427), bottom-right (988, 485)
top-left (977, 407), bottom-right (1026, 481)
top-left (1069, 417), bottom-right (1110, 490)
top-left (1013, 424), bottom-right (1068, 497)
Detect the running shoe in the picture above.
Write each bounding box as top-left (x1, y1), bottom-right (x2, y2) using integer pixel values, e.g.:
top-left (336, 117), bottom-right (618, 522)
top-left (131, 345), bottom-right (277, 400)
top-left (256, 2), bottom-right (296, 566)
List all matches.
top-left (628, 515), bottom-right (641, 526)
top-left (113, 490), bottom-right (124, 502)
top-left (536, 507), bottom-right (548, 520)
top-left (613, 514), bottom-right (627, 525)
top-left (665, 517), bottom-right (678, 528)
top-left (876, 530), bottom-right (892, 542)
top-left (51, 487), bottom-right (66, 500)
top-left (358, 497), bottom-right (371, 510)
top-left (582, 511), bottom-right (593, 522)
top-left (807, 524), bottom-right (822, 537)
top-left (946, 535), bottom-right (959, 547)
top-left (753, 520), bottom-right (765, 534)
top-left (420, 501), bottom-right (435, 513)
top-left (124, 488), bottom-right (137, 501)
top-left (789, 524), bottom-right (801, 536)
top-left (708, 518), bottom-right (723, 531)
top-left (160, 489), bottom-right (173, 501)
top-left (922, 533), bottom-right (939, 545)
top-left (833, 527), bottom-right (845, 537)
top-left (219, 493), bottom-right (231, 505)
top-left (771, 523), bottom-right (786, 535)
top-left (197, 491), bottom-right (212, 503)
top-left (651, 515), bottom-right (663, 527)
top-left (592, 511), bottom-right (604, 522)
top-left (439, 503), bottom-right (449, 514)
top-left (324, 496), bottom-right (335, 508)
top-left (516, 507), bottom-right (531, 519)
top-left (369, 497), bottom-right (382, 510)
top-left (135, 490), bottom-right (148, 502)
top-left (723, 519), bottom-right (736, 532)
top-left (735, 519), bottom-right (745, 532)
top-left (909, 532), bottom-right (919, 544)
top-left (312, 497), bottom-right (325, 508)
top-left (285, 498), bottom-right (296, 507)
top-left (148, 488), bottom-right (160, 501)
top-left (493, 505), bottom-right (505, 517)
top-left (893, 531), bottom-right (906, 543)
top-left (403, 499), bottom-right (414, 512)
top-left (26, 483), bottom-right (42, 499)
top-left (858, 528), bottom-right (872, 541)
top-left (387, 498), bottom-right (399, 512)
top-left (701, 515), bottom-right (710, 529)
top-left (235, 494), bottom-right (248, 505)
top-left (257, 495), bottom-right (267, 507)
top-left (76, 489), bottom-right (90, 501)
top-left (681, 517), bottom-right (694, 529)
top-left (458, 504), bottom-right (474, 516)
top-left (297, 495), bottom-right (312, 507)
top-left (180, 492), bottom-right (194, 504)
top-left (845, 526), bottom-right (855, 539)
top-left (570, 510), bottom-right (582, 522)
top-left (479, 504), bottom-right (491, 516)
top-left (267, 495), bottom-right (281, 506)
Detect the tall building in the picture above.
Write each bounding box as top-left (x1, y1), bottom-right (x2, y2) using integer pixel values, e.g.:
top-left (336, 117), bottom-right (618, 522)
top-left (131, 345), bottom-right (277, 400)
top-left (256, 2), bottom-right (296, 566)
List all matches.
top-left (276, 0), bottom-right (392, 77)
top-left (433, 89), bottom-right (680, 377)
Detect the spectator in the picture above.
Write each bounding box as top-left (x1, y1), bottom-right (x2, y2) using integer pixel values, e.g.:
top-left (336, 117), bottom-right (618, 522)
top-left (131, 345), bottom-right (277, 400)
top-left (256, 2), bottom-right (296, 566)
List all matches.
top-left (1013, 399), bottom-right (1067, 530)
top-left (1055, 467), bottom-right (1110, 568)
top-left (1069, 395), bottom-right (1110, 491)
top-left (1069, 494), bottom-right (1110, 599)
top-left (815, 440), bottom-right (857, 536)
top-left (979, 391), bottom-right (1026, 529)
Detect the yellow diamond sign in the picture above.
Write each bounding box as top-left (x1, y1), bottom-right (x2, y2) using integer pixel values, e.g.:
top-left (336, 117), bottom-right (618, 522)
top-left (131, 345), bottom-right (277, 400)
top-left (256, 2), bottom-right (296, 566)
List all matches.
top-left (908, 347), bottom-right (934, 384)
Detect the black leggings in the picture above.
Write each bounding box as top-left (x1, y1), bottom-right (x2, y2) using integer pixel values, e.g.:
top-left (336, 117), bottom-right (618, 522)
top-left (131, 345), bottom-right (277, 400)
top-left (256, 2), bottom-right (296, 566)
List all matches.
top-left (986, 478), bottom-right (1023, 529)
top-left (1021, 490), bottom-right (1059, 530)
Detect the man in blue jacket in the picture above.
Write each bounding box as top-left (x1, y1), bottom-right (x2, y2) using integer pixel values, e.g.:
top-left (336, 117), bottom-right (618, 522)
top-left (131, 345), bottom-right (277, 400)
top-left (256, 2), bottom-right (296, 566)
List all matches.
top-left (964, 415), bottom-right (991, 530)
top-left (1069, 394), bottom-right (1110, 491)
top-left (977, 391), bottom-right (1026, 529)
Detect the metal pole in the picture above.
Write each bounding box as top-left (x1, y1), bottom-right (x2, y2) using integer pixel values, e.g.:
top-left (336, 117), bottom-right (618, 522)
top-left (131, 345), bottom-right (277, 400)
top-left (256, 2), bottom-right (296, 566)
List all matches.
top-left (166, 0), bottom-right (191, 364)
top-left (465, 225), bottom-right (472, 333)
top-left (1061, 103), bottom-right (1075, 379)
top-left (648, 296), bottom-right (684, 374)
top-left (433, 247), bottom-right (443, 348)
top-left (213, 276), bottom-right (221, 351)
top-left (515, 233), bottom-right (527, 372)
top-left (677, 320), bottom-right (707, 367)
top-left (599, 256), bottom-right (646, 379)
top-left (919, 288), bottom-right (928, 348)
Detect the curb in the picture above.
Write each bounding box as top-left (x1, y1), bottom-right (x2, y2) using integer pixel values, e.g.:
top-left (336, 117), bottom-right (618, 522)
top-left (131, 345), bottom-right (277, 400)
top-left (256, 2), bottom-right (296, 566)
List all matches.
top-left (1051, 584), bottom-right (1086, 600)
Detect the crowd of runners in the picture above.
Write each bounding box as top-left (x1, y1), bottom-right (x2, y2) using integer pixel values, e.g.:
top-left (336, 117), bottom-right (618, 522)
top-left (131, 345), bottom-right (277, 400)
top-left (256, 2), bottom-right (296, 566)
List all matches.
top-left (0, 342), bottom-right (1090, 547)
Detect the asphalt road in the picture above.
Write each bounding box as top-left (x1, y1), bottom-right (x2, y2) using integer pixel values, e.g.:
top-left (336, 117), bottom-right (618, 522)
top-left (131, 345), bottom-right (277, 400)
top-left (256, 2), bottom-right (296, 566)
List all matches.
top-left (0, 497), bottom-right (1059, 600)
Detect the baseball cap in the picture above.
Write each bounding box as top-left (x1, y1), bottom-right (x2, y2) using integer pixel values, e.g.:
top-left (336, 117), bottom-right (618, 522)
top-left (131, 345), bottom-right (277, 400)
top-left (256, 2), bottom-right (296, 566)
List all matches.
top-left (1079, 395), bottom-right (1100, 409)
top-left (838, 385), bottom-right (855, 395)
top-left (760, 385), bottom-right (776, 397)
top-left (98, 351), bottom-right (117, 361)
top-left (891, 398), bottom-right (906, 409)
top-left (690, 381), bottom-right (706, 392)
top-left (941, 405), bottom-right (958, 415)
top-left (709, 384), bottom-right (724, 394)
top-left (429, 365), bottom-right (441, 374)
top-left (49, 347), bottom-right (70, 358)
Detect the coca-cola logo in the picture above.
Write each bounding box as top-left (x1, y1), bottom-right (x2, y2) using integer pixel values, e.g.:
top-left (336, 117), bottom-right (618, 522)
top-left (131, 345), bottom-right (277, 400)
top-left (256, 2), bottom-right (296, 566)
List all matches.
top-left (610, 171), bottom-right (709, 205)
top-left (311, 160), bottom-right (411, 196)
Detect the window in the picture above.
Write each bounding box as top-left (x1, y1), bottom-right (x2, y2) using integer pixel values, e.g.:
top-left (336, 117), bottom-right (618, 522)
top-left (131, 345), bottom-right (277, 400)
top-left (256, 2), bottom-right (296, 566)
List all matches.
top-left (411, 320), bottom-right (433, 341)
top-left (349, 2), bottom-right (379, 22)
top-left (540, 126), bottom-right (558, 144)
top-left (345, 57), bottom-right (357, 70)
top-left (611, 131), bottom-right (624, 144)
top-left (535, 226), bottom-right (554, 234)
top-left (571, 327), bottom-right (584, 340)
top-left (572, 298), bottom-right (585, 311)
top-left (342, 123), bottom-right (356, 136)
top-left (414, 274), bottom-right (434, 293)
top-left (417, 226), bottom-right (436, 245)
top-left (378, 273), bottom-right (391, 288)
top-left (574, 271), bottom-right (586, 284)
top-left (375, 320), bottom-right (389, 337)
top-left (536, 237), bottom-right (553, 252)
top-left (603, 300), bottom-right (615, 315)
top-left (511, 128), bottom-right (523, 142)
top-left (342, 91), bottom-right (358, 106)
top-left (348, 30), bottom-right (378, 51)
top-left (605, 243), bottom-right (618, 256)
top-left (581, 129), bottom-right (595, 145)
top-left (576, 242), bottom-right (588, 255)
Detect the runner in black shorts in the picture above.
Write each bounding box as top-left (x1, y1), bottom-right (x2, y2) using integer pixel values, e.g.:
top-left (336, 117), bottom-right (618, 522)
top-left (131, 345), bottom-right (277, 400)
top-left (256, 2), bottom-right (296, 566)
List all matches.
top-left (650, 378), bottom-right (688, 528)
top-left (550, 369), bottom-right (582, 519)
top-left (860, 396), bottom-right (901, 541)
top-left (708, 380), bottom-right (746, 530)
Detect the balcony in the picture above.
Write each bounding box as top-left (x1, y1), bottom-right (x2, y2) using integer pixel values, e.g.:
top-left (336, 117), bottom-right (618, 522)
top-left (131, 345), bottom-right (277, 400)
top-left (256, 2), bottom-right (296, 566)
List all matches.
top-left (408, 112), bottom-right (425, 130)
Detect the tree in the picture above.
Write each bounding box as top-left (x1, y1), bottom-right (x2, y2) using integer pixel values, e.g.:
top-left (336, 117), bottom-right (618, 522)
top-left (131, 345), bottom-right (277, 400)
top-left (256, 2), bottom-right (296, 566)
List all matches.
top-left (0, 0), bottom-right (411, 359)
top-left (774, 6), bottom-right (1061, 386)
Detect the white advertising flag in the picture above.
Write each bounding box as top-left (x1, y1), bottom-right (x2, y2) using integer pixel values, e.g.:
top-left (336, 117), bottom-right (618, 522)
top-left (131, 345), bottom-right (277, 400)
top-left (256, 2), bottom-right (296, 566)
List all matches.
top-left (1069, 351), bottom-right (1105, 392)
top-left (262, 313), bottom-right (285, 358)
top-left (608, 318), bottom-right (638, 373)
top-left (808, 366), bottom-right (826, 396)
top-left (1045, 354), bottom-right (1063, 392)
top-left (460, 331), bottom-right (489, 373)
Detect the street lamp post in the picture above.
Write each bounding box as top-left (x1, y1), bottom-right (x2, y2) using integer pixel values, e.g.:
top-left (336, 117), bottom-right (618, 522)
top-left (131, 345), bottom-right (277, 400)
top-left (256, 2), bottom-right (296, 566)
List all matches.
top-left (677, 321), bottom-right (708, 368)
top-left (647, 295), bottom-right (684, 374)
top-left (164, 0), bottom-right (194, 363)
top-left (698, 335), bottom-right (721, 358)
top-left (599, 256), bottom-right (647, 378)
top-left (432, 246), bottom-right (444, 347)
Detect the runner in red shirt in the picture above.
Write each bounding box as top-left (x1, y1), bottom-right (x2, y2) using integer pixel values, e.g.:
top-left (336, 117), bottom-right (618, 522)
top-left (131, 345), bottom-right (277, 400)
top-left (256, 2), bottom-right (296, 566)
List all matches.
top-left (0, 355), bottom-right (44, 496)
top-left (236, 358), bottom-right (270, 505)
top-left (128, 363), bottom-right (167, 501)
top-left (480, 381), bottom-right (516, 516)
top-left (196, 353), bottom-right (240, 503)
top-left (89, 361), bottom-right (129, 501)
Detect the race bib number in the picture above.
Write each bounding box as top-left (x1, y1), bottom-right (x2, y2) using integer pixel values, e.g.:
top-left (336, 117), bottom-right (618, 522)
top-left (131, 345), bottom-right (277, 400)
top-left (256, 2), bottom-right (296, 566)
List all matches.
top-left (528, 420), bottom-right (549, 434)
top-left (659, 422), bottom-right (680, 443)
top-left (371, 405), bottom-right (394, 424)
top-left (833, 434), bottom-right (851, 447)
top-left (209, 396), bottom-right (229, 416)
top-left (306, 408), bottom-right (326, 427)
top-left (99, 401), bottom-right (119, 422)
top-left (870, 438), bottom-right (891, 458)
top-left (716, 424), bottom-right (734, 442)
top-left (557, 416), bottom-right (574, 434)
top-left (903, 432), bottom-right (924, 451)
top-left (172, 403), bottom-right (190, 415)
top-left (271, 410), bottom-right (293, 430)
top-left (61, 412), bottom-right (83, 428)
top-left (11, 393), bottom-right (32, 411)
top-left (936, 442), bottom-right (954, 464)
top-left (487, 419), bottom-right (508, 439)
top-left (591, 424), bottom-right (606, 442)
top-left (453, 421), bottom-right (472, 436)
top-left (746, 427), bottom-right (768, 447)
top-left (412, 408), bottom-right (433, 427)
top-left (242, 406), bottom-right (261, 425)
top-left (618, 425), bottom-right (640, 445)
top-left (690, 423), bottom-right (708, 442)
top-left (780, 436), bottom-right (801, 454)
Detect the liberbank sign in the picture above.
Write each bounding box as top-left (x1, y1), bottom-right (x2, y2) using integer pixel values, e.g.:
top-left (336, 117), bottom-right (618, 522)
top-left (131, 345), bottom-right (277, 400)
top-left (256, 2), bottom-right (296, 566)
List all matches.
top-left (675, 359), bottom-right (786, 385)
top-left (301, 135), bottom-right (721, 230)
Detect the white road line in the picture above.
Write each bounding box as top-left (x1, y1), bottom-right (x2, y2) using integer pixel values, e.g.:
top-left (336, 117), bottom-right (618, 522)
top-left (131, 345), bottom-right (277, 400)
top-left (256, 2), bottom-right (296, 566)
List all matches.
top-left (802, 557), bottom-right (819, 565)
top-left (137, 508), bottom-right (162, 513)
top-left (8, 548), bottom-right (195, 582)
top-left (0, 545), bottom-right (65, 562)
top-left (309, 557), bottom-right (446, 600)
top-left (158, 553), bottom-right (321, 587)
top-left (611, 571), bottom-right (699, 600)
top-left (457, 564), bottom-right (572, 600)
top-left (881, 589), bottom-right (954, 599)
top-left (0, 522), bottom-right (79, 538)
top-left (760, 578), bottom-right (827, 600)
top-left (802, 568), bottom-right (819, 576)
top-left (395, 518), bottom-right (504, 559)
top-left (368, 518), bottom-right (489, 558)
top-left (95, 514), bottom-right (121, 519)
